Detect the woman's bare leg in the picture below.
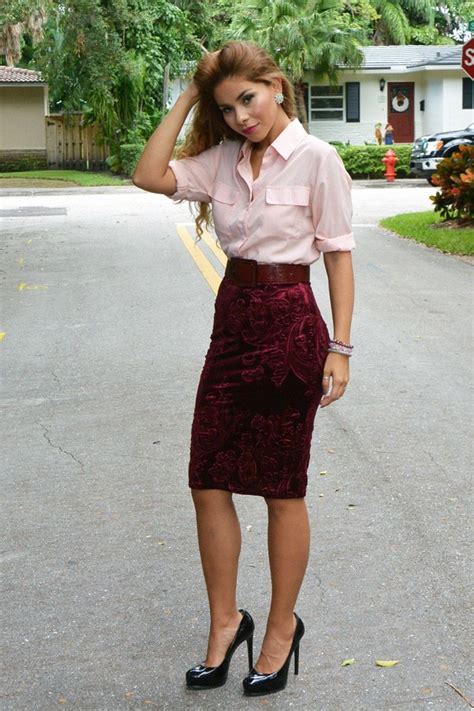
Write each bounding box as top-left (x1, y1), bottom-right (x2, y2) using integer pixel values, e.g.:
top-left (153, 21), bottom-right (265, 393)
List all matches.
top-left (254, 497), bottom-right (310, 674)
top-left (191, 488), bottom-right (243, 666)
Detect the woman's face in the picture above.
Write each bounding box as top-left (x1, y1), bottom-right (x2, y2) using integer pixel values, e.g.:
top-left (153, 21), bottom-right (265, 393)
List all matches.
top-left (213, 76), bottom-right (289, 147)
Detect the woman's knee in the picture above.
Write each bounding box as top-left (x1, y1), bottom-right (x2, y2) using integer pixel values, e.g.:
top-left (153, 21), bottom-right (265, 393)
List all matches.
top-left (191, 487), bottom-right (234, 511)
top-left (264, 496), bottom-right (306, 515)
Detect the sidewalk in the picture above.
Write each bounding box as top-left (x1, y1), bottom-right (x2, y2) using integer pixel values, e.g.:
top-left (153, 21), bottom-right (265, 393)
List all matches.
top-left (0, 178), bottom-right (430, 197)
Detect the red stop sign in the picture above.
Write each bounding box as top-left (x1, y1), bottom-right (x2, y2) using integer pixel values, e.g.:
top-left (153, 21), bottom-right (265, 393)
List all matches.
top-left (462, 38), bottom-right (474, 79)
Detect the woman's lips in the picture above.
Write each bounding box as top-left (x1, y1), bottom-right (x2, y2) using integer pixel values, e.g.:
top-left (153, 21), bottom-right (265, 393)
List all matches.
top-left (242, 124), bottom-right (258, 136)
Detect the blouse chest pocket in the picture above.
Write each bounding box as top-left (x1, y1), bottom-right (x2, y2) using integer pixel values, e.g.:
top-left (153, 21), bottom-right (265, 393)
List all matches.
top-left (209, 181), bottom-right (239, 242)
top-left (209, 181), bottom-right (238, 205)
top-left (265, 185), bottom-right (310, 237)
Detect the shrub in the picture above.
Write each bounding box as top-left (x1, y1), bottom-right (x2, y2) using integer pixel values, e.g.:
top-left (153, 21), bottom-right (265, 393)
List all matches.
top-left (104, 152), bottom-right (122, 174)
top-left (123, 109), bottom-right (163, 144)
top-left (430, 145), bottom-right (474, 225)
top-left (104, 110), bottom-right (162, 175)
top-left (0, 154), bottom-right (47, 172)
top-left (106, 143), bottom-right (144, 176)
top-left (334, 144), bottom-right (412, 179)
top-left (119, 143), bottom-right (145, 176)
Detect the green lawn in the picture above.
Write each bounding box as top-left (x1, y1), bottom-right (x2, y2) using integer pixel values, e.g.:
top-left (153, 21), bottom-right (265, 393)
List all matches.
top-left (0, 170), bottom-right (131, 186)
top-left (380, 211), bottom-right (474, 256)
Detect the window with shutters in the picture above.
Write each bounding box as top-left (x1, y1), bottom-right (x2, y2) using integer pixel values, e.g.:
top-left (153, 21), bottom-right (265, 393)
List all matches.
top-left (310, 85), bottom-right (343, 121)
top-left (346, 82), bottom-right (360, 122)
top-left (462, 78), bottom-right (473, 109)
top-left (302, 82), bottom-right (309, 122)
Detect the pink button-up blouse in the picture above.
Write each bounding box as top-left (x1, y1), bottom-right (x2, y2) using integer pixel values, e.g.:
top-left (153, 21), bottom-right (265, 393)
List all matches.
top-left (168, 117), bottom-right (355, 265)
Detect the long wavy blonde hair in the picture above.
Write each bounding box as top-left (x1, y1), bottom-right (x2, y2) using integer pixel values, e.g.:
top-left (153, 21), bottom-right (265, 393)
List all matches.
top-left (175, 41), bottom-right (297, 239)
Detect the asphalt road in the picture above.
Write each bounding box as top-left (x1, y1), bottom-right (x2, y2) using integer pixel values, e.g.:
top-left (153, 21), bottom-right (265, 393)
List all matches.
top-left (1, 183), bottom-right (472, 710)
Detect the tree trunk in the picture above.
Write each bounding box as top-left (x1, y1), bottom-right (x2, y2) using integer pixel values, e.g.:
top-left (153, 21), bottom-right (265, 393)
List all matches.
top-left (294, 80), bottom-right (309, 132)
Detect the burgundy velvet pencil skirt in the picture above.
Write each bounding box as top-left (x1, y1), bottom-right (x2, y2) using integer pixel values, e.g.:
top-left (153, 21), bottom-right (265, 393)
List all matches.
top-left (188, 275), bottom-right (330, 498)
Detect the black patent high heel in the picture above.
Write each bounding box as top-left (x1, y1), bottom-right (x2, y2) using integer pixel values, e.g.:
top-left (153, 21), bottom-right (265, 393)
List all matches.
top-left (242, 612), bottom-right (305, 696)
top-left (186, 609), bottom-right (254, 689)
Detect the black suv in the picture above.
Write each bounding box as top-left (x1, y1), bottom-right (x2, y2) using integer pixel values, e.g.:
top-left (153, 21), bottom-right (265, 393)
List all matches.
top-left (410, 123), bottom-right (474, 183)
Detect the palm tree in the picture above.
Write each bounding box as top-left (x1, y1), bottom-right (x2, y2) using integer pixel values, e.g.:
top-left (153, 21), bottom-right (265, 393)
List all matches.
top-left (0, 1), bottom-right (49, 66)
top-left (227, 0), bottom-right (364, 128)
top-left (367, 0), bottom-right (435, 44)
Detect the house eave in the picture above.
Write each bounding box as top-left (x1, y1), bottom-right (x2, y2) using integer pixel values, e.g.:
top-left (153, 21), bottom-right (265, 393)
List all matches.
top-left (0, 82), bottom-right (48, 87)
top-left (334, 65), bottom-right (463, 74)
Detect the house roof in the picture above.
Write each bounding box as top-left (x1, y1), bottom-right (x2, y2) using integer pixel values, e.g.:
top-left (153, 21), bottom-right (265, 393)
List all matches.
top-left (0, 66), bottom-right (44, 83)
top-left (360, 45), bottom-right (462, 69)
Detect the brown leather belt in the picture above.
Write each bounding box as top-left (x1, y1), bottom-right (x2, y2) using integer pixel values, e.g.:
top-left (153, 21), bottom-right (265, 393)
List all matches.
top-left (225, 257), bottom-right (310, 287)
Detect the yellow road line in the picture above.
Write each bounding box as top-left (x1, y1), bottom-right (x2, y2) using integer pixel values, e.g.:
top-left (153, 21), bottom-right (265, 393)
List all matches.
top-left (0, 332), bottom-right (5, 342)
top-left (17, 283), bottom-right (48, 291)
top-left (176, 224), bottom-right (222, 295)
top-left (200, 228), bottom-right (227, 267)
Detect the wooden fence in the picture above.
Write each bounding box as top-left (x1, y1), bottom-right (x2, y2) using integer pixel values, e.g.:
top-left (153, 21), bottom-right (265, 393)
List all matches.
top-left (46, 113), bottom-right (110, 170)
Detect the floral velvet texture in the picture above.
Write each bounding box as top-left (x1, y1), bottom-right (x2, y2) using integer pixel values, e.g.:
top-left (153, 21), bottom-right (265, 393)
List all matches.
top-left (188, 277), bottom-right (330, 499)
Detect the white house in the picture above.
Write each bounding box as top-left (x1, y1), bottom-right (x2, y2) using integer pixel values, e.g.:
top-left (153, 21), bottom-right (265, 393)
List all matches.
top-left (170, 45), bottom-right (474, 144)
top-left (307, 45), bottom-right (473, 144)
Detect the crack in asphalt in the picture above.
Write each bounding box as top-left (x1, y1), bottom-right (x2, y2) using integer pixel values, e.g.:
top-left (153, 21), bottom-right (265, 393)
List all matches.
top-left (39, 422), bottom-right (85, 474)
top-left (423, 448), bottom-right (449, 476)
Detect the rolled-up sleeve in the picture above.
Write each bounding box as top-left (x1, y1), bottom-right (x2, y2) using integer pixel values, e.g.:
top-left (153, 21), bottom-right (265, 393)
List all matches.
top-left (168, 144), bottom-right (222, 203)
top-left (312, 147), bottom-right (355, 252)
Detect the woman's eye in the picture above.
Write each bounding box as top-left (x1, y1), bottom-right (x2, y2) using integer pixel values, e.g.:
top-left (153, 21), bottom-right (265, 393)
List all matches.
top-left (220, 95), bottom-right (253, 113)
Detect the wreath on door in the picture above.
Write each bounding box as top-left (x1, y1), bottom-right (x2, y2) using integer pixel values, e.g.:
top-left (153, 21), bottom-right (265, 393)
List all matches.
top-left (392, 91), bottom-right (409, 112)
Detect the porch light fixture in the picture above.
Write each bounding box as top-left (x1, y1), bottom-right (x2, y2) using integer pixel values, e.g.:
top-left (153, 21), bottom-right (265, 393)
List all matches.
top-left (379, 78), bottom-right (386, 91)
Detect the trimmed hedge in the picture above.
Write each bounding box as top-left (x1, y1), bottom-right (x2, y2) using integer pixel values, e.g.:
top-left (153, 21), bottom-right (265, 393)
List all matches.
top-left (117, 141), bottom-right (413, 180)
top-left (118, 143), bottom-right (145, 176)
top-left (333, 144), bottom-right (412, 179)
top-left (0, 153), bottom-right (47, 172)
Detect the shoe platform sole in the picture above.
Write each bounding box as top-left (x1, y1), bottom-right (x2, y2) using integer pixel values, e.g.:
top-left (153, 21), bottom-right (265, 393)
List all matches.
top-left (186, 680), bottom-right (228, 690)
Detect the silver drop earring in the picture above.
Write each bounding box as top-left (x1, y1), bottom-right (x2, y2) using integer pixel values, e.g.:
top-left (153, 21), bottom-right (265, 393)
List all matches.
top-left (274, 92), bottom-right (284, 105)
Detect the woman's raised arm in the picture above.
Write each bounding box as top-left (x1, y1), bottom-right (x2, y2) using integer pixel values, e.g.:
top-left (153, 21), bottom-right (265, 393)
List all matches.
top-left (132, 82), bottom-right (200, 195)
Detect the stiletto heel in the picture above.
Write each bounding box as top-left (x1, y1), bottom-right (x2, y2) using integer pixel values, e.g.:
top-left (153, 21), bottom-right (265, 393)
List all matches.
top-left (242, 612), bottom-right (305, 696)
top-left (246, 633), bottom-right (254, 670)
top-left (186, 609), bottom-right (255, 689)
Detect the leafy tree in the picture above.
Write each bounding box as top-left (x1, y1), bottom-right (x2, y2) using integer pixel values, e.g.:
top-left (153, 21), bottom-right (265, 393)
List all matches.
top-left (367, 0), bottom-right (435, 45)
top-left (172, 0), bottom-right (215, 50)
top-left (31, 0), bottom-right (207, 164)
top-left (198, 0), bottom-right (250, 49)
top-left (343, 0), bottom-right (473, 44)
top-left (434, 0), bottom-right (474, 42)
top-left (0, 0), bottom-right (50, 66)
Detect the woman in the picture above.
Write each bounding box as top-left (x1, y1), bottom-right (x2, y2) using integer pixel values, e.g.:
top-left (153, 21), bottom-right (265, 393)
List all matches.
top-left (133, 40), bottom-right (354, 697)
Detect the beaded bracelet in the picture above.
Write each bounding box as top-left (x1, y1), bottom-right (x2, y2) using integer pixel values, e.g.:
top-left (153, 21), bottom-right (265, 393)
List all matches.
top-left (328, 339), bottom-right (353, 357)
top-left (330, 339), bottom-right (353, 349)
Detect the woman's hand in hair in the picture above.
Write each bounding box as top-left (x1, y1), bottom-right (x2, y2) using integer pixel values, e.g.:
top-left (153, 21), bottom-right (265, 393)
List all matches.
top-left (185, 50), bottom-right (220, 105)
top-left (183, 80), bottom-right (200, 106)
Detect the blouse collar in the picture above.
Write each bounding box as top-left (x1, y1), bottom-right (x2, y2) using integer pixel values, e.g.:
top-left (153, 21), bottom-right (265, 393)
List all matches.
top-left (239, 117), bottom-right (308, 161)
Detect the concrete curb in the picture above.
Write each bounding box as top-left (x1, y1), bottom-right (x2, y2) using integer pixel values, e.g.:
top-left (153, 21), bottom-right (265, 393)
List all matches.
top-left (0, 179), bottom-right (430, 197)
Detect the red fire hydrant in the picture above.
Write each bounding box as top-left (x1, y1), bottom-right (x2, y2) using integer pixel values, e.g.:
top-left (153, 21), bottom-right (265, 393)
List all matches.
top-left (382, 149), bottom-right (398, 182)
